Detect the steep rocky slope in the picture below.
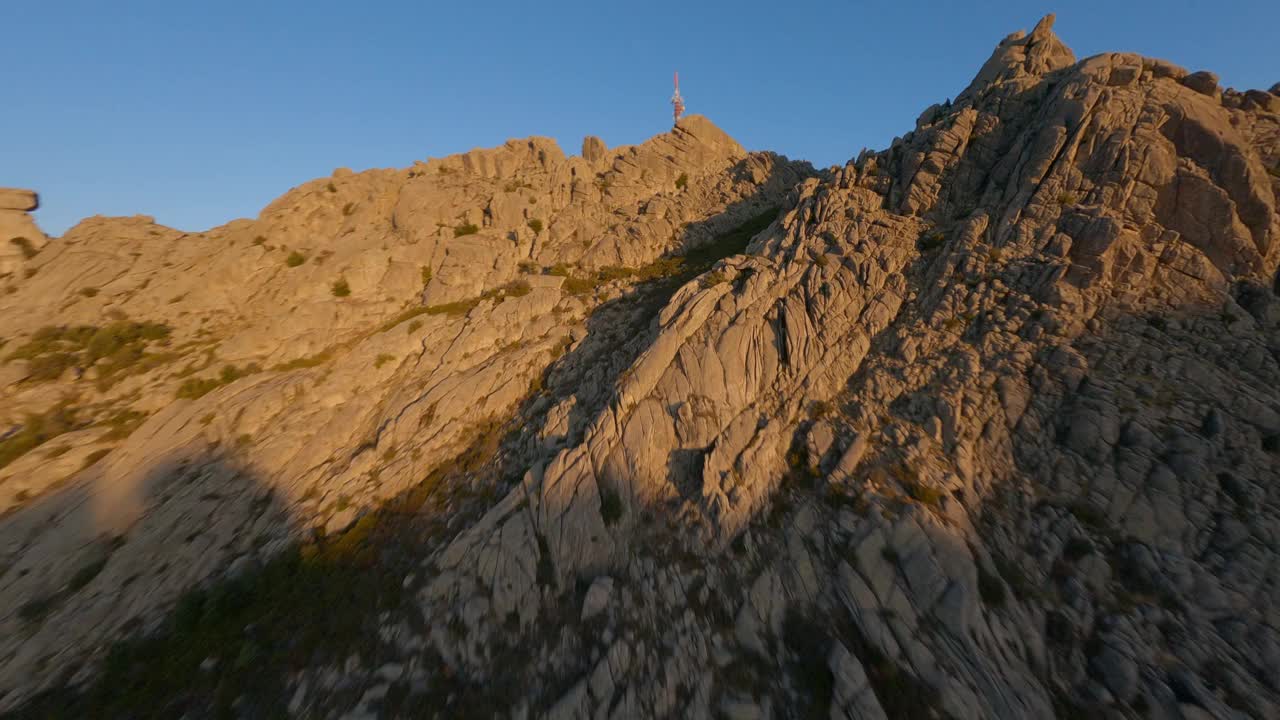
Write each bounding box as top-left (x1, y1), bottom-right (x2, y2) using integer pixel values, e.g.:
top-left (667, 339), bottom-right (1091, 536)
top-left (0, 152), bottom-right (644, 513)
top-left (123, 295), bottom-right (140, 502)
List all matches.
top-left (0, 117), bottom-right (812, 711)
top-left (6, 13), bottom-right (1280, 720)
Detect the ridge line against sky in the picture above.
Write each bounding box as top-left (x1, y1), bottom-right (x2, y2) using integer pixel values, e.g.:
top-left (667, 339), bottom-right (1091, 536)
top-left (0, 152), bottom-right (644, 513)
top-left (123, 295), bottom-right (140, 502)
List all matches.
top-left (4, 0), bottom-right (1277, 236)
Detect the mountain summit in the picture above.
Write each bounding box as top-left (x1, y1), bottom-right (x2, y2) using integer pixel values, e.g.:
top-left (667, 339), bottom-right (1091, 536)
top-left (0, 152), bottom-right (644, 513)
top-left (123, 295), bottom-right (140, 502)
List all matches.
top-left (3, 15), bottom-right (1280, 719)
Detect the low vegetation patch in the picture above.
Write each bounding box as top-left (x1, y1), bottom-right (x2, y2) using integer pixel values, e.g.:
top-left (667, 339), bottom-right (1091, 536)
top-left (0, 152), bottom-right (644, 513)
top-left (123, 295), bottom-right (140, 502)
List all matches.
top-left (82, 448), bottom-right (112, 468)
top-left (8, 321), bottom-right (174, 389)
top-left (549, 208), bottom-right (778, 298)
top-left (976, 561), bottom-right (1007, 607)
top-left (420, 279), bottom-right (537, 318)
top-left (377, 306), bottom-right (431, 333)
top-left (527, 218), bottom-right (543, 233)
top-left (0, 403), bottom-right (81, 470)
top-left (285, 251), bottom-right (306, 267)
top-left (175, 363), bottom-right (262, 400)
top-left (453, 223), bottom-right (479, 237)
top-left (271, 349), bottom-right (332, 372)
top-left (918, 231), bottom-right (946, 252)
top-left (330, 278), bottom-right (351, 297)
top-left (99, 408), bottom-right (148, 441)
top-left (599, 487), bottom-right (623, 525)
top-left (907, 481), bottom-right (943, 506)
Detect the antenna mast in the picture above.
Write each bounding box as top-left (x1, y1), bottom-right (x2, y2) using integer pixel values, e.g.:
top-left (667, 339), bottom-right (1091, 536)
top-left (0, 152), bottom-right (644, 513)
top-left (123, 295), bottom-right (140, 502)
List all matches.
top-left (671, 71), bottom-right (685, 125)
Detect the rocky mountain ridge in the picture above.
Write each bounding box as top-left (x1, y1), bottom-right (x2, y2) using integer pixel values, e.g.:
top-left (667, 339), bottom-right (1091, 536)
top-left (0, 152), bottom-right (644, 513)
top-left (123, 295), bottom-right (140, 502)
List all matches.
top-left (3, 13), bottom-right (1280, 720)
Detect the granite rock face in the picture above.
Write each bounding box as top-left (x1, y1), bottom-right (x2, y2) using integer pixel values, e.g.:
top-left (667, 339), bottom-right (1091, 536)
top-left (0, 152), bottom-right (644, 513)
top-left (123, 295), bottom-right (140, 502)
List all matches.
top-left (0, 188), bottom-right (47, 276)
top-left (4, 14), bottom-right (1280, 720)
top-left (0, 117), bottom-right (812, 709)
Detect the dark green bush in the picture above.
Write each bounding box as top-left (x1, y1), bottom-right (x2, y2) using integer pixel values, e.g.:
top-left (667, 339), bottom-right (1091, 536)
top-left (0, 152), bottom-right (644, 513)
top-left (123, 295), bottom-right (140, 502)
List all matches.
top-left (600, 488), bottom-right (623, 525)
top-left (0, 404), bottom-right (80, 470)
top-left (977, 562), bottom-right (1007, 607)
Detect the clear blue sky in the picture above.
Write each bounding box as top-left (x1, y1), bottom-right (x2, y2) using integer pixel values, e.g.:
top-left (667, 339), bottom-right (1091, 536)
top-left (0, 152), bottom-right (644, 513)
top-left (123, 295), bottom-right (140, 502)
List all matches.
top-left (5, 1), bottom-right (1277, 236)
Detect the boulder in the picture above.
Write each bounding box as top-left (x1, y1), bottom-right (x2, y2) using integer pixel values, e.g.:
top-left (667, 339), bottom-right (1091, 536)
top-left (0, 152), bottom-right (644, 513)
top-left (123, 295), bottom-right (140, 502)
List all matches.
top-left (0, 188), bottom-right (37, 211)
top-left (1181, 70), bottom-right (1220, 96)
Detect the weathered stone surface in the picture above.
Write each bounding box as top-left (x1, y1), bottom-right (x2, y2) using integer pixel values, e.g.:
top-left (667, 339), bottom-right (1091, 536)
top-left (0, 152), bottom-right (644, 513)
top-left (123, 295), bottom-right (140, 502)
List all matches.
top-left (0, 116), bottom-right (812, 709)
top-left (0, 188), bottom-right (38, 211)
top-left (4, 13), bottom-right (1280, 720)
top-left (1182, 70), bottom-right (1220, 96)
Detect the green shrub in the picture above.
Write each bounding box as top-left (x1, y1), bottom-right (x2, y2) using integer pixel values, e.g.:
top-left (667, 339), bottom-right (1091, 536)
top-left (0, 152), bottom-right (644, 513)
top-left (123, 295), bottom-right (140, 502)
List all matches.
top-left (502, 279), bottom-right (533, 298)
top-left (99, 409), bottom-right (148, 441)
top-left (918, 232), bottom-right (946, 252)
top-left (561, 275), bottom-right (598, 295)
top-left (175, 363), bottom-right (261, 400)
top-left (419, 278), bottom-right (534, 317)
top-left (26, 352), bottom-right (77, 381)
top-left (596, 266), bottom-right (635, 282)
top-left (377, 306), bottom-right (430, 333)
top-left (675, 173), bottom-right (688, 190)
top-left (809, 400), bottom-right (834, 418)
top-left (1062, 537), bottom-right (1094, 561)
top-left (285, 251), bottom-right (306, 267)
top-left (420, 265), bottom-right (433, 287)
top-left (907, 481), bottom-right (943, 506)
top-left (977, 562), bottom-right (1007, 607)
top-left (424, 297), bottom-right (482, 317)
top-left (331, 278), bottom-right (351, 297)
top-left (600, 487), bottom-right (624, 525)
top-left (271, 351), bottom-right (331, 372)
top-left (701, 270), bottom-right (727, 287)
top-left (1067, 501), bottom-right (1109, 531)
top-left (9, 321), bottom-right (173, 388)
top-left (0, 404), bottom-right (80, 470)
top-left (453, 223), bottom-right (479, 237)
top-left (374, 354), bottom-right (395, 369)
top-left (527, 218), bottom-right (543, 233)
top-left (175, 378), bottom-right (219, 400)
top-left (82, 448), bottom-right (111, 469)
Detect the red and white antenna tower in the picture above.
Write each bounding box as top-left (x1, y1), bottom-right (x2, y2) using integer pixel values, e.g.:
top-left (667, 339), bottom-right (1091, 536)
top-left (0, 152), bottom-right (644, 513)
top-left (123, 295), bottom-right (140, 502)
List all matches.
top-left (671, 71), bottom-right (685, 125)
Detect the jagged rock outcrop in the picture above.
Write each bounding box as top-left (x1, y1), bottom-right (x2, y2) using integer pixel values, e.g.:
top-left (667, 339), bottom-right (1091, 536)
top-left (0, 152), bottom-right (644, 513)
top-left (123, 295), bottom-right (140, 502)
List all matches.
top-left (5, 13), bottom-right (1280, 720)
top-left (0, 118), bottom-right (812, 709)
top-left (409, 14), bottom-right (1280, 719)
top-left (0, 189), bottom-right (47, 277)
